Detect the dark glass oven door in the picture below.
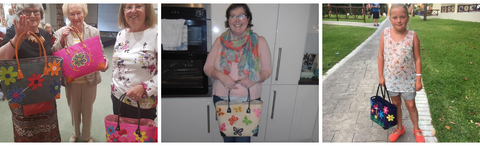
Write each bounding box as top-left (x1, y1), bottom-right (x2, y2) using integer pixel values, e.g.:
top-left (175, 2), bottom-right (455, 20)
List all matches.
top-left (161, 54), bottom-right (208, 95)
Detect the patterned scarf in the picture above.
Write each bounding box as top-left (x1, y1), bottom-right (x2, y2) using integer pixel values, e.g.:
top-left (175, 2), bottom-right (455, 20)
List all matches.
top-left (219, 28), bottom-right (260, 81)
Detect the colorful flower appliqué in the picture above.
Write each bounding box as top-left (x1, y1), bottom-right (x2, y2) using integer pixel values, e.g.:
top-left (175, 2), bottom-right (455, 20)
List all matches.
top-left (50, 80), bottom-right (61, 95)
top-left (134, 131), bottom-right (149, 142)
top-left (27, 73), bottom-right (44, 90)
top-left (72, 53), bottom-right (87, 67)
top-left (379, 111), bottom-right (385, 119)
top-left (0, 66), bottom-right (18, 85)
top-left (110, 134), bottom-right (121, 142)
top-left (387, 114), bottom-right (395, 121)
top-left (47, 60), bottom-right (61, 76)
top-left (7, 86), bottom-right (25, 103)
top-left (383, 107), bottom-right (389, 114)
top-left (106, 126), bottom-right (115, 135)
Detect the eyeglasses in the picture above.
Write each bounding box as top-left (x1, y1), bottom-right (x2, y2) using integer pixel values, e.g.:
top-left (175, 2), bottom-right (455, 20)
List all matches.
top-left (23, 10), bottom-right (40, 16)
top-left (124, 4), bottom-right (145, 12)
top-left (229, 14), bottom-right (247, 20)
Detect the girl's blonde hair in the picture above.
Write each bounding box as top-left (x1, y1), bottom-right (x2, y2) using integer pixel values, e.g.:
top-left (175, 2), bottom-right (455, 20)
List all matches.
top-left (389, 4), bottom-right (409, 16)
top-left (118, 4), bottom-right (157, 29)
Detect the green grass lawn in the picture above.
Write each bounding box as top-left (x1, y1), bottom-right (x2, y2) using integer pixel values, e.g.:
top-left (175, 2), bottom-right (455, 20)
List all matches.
top-left (322, 24), bottom-right (376, 74)
top-left (407, 17), bottom-right (480, 142)
top-left (322, 15), bottom-right (387, 23)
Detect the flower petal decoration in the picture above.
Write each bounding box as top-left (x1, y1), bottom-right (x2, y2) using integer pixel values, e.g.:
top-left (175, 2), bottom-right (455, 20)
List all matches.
top-left (383, 107), bottom-right (389, 114)
top-left (7, 86), bottom-right (25, 103)
top-left (27, 74), bottom-right (44, 90)
top-left (387, 114), bottom-right (395, 121)
top-left (50, 80), bottom-right (61, 95)
top-left (47, 60), bottom-right (61, 76)
top-left (134, 130), bottom-right (149, 142)
top-left (72, 53), bottom-right (88, 68)
top-left (0, 66), bottom-right (18, 85)
top-left (106, 126), bottom-right (115, 135)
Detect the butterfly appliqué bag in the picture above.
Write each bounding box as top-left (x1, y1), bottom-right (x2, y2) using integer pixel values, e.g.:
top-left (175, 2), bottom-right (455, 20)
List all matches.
top-left (215, 89), bottom-right (262, 137)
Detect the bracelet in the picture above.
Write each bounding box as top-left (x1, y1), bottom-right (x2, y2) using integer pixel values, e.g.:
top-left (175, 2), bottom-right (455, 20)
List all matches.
top-left (9, 40), bottom-right (15, 49)
top-left (416, 74), bottom-right (422, 76)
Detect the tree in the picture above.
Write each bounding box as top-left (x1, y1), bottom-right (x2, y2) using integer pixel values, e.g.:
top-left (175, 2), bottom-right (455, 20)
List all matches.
top-left (423, 3), bottom-right (427, 20)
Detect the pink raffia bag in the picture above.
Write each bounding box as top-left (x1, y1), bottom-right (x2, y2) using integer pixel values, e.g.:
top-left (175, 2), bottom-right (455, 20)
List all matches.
top-left (52, 27), bottom-right (106, 83)
top-left (104, 94), bottom-right (158, 142)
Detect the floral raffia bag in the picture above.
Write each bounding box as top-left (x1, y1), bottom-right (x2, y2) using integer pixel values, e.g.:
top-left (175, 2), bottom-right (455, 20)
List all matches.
top-left (0, 31), bottom-right (63, 116)
top-left (104, 94), bottom-right (158, 142)
top-left (52, 27), bottom-right (106, 83)
top-left (370, 84), bottom-right (398, 130)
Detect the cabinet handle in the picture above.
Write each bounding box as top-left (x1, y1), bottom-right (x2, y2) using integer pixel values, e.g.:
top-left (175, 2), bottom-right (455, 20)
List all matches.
top-left (275, 47), bottom-right (282, 81)
top-left (271, 90), bottom-right (277, 119)
top-left (207, 104), bottom-right (210, 133)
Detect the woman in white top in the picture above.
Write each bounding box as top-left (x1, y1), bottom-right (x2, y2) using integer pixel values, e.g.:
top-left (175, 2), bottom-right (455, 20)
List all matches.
top-left (111, 3), bottom-right (158, 120)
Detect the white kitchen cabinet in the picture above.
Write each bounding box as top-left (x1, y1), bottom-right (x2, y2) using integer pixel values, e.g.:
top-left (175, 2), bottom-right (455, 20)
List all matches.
top-left (161, 97), bottom-right (213, 142)
top-left (264, 85), bottom-right (298, 142)
top-left (289, 85), bottom-right (319, 141)
top-left (270, 4), bottom-right (311, 85)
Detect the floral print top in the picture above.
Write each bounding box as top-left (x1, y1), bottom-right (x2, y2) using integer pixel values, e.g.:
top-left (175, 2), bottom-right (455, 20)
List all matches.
top-left (111, 26), bottom-right (158, 109)
top-left (383, 28), bottom-right (416, 92)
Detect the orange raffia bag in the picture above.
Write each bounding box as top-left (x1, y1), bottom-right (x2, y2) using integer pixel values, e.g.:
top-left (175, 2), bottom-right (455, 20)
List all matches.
top-left (52, 27), bottom-right (106, 83)
top-left (0, 31), bottom-right (63, 116)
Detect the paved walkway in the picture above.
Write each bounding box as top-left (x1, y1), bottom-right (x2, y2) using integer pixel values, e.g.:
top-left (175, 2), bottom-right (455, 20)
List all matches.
top-left (322, 19), bottom-right (437, 142)
top-left (323, 21), bottom-right (378, 28)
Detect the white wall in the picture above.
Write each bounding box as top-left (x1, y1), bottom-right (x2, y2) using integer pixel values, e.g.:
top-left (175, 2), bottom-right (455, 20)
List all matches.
top-left (438, 12), bottom-right (480, 22)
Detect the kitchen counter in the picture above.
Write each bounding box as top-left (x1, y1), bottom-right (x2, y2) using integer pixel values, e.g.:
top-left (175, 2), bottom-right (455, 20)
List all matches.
top-left (298, 77), bottom-right (319, 85)
top-left (161, 86), bottom-right (213, 98)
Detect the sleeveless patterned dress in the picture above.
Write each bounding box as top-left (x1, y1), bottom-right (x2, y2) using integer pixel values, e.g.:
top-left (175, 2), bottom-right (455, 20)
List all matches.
top-left (383, 28), bottom-right (416, 92)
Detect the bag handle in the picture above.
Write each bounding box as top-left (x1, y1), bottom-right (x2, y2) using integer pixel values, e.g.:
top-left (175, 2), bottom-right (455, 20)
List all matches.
top-left (63, 27), bottom-right (86, 54)
top-left (15, 31), bottom-right (48, 79)
top-left (376, 84), bottom-right (392, 103)
top-left (115, 93), bottom-right (142, 137)
top-left (226, 88), bottom-right (252, 114)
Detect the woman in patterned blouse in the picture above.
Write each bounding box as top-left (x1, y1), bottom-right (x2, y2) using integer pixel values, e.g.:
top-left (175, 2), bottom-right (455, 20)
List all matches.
top-left (111, 3), bottom-right (157, 120)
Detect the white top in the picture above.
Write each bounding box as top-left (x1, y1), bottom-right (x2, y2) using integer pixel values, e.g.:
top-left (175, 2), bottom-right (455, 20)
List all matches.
top-left (6, 14), bottom-right (16, 27)
top-left (383, 28), bottom-right (416, 92)
top-left (111, 26), bottom-right (158, 109)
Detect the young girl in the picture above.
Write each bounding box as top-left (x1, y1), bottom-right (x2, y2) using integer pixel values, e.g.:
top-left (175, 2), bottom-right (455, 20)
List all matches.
top-left (377, 4), bottom-right (424, 142)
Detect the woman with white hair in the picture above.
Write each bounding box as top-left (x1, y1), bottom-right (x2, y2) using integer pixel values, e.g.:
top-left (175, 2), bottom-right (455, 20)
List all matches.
top-left (0, 3), bottom-right (60, 142)
top-left (52, 3), bottom-right (109, 142)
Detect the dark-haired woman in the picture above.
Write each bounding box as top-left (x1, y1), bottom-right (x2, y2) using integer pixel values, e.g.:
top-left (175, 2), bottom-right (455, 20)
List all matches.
top-left (204, 4), bottom-right (272, 142)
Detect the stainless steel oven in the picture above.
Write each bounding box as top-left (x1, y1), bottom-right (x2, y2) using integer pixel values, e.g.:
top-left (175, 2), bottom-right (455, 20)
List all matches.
top-left (161, 5), bottom-right (209, 95)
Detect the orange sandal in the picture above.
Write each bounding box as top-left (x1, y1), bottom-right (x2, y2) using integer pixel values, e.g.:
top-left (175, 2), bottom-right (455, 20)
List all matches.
top-left (413, 128), bottom-right (425, 143)
top-left (389, 125), bottom-right (405, 142)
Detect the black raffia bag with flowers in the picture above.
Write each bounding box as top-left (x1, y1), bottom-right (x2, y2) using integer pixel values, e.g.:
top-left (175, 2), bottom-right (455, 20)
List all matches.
top-left (370, 84), bottom-right (398, 130)
top-left (0, 31), bottom-right (63, 116)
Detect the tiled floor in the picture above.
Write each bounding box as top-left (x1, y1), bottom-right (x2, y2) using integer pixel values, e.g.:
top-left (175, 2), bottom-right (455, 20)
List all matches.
top-left (0, 44), bottom-right (157, 142)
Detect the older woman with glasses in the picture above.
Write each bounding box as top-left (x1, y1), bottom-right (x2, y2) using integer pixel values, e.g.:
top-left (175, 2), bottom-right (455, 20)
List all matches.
top-left (52, 3), bottom-right (109, 142)
top-left (203, 4), bottom-right (272, 142)
top-left (0, 3), bottom-right (60, 142)
top-left (110, 3), bottom-right (157, 122)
